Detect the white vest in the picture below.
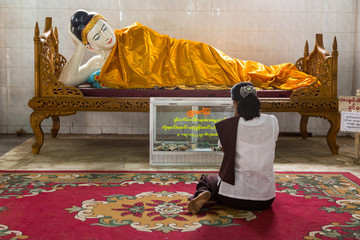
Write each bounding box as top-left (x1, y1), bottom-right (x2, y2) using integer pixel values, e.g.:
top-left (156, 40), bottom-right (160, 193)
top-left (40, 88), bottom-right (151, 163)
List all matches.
top-left (218, 114), bottom-right (279, 201)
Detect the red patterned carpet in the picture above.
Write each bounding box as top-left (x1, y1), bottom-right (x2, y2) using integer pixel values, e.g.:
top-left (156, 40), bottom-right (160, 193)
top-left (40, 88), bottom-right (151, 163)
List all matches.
top-left (0, 171), bottom-right (360, 240)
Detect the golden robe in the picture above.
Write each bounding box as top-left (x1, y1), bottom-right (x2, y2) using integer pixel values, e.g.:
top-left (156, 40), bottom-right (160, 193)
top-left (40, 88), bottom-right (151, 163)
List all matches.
top-left (99, 22), bottom-right (316, 90)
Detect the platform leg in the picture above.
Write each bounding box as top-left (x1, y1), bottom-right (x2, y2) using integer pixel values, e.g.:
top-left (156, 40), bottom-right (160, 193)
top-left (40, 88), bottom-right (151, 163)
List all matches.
top-left (300, 114), bottom-right (309, 139)
top-left (30, 111), bottom-right (50, 154)
top-left (325, 112), bottom-right (340, 155)
top-left (300, 111), bottom-right (340, 155)
top-left (51, 115), bottom-right (60, 138)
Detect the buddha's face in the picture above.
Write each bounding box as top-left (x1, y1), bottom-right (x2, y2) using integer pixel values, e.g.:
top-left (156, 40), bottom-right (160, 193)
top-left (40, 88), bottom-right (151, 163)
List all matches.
top-left (87, 19), bottom-right (116, 51)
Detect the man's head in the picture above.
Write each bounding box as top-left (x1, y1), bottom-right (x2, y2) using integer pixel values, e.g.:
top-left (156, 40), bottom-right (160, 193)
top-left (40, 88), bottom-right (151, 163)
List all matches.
top-left (231, 82), bottom-right (260, 120)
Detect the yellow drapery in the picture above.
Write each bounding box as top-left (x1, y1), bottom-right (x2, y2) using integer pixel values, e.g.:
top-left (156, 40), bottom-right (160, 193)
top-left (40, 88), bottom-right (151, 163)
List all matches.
top-left (99, 22), bottom-right (316, 90)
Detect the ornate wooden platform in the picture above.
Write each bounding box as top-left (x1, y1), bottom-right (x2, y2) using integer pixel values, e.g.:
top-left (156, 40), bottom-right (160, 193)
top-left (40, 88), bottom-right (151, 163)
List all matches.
top-left (28, 18), bottom-right (340, 155)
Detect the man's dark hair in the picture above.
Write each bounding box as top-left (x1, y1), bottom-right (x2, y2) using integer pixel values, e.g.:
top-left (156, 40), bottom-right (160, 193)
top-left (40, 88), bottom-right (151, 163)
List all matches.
top-left (231, 82), bottom-right (260, 121)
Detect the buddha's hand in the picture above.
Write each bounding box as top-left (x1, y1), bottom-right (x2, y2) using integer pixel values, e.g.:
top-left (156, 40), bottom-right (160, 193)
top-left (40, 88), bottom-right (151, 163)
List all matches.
top-left (68, 24), bottom-right (85, 49)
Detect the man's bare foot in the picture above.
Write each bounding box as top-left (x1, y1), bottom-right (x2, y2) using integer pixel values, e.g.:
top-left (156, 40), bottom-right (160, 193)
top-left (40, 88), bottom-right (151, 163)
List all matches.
top-left (188, 191), bottom-right (211, 214)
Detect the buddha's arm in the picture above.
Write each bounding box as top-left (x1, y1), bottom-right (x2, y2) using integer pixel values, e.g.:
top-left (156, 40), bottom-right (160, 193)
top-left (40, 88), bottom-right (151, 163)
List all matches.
top-left (59, 44), bottom-right (106, 86)
top-left (59, 30), bottom-right (104, 86)
top-left (59, 49), bottom-right (104, 86)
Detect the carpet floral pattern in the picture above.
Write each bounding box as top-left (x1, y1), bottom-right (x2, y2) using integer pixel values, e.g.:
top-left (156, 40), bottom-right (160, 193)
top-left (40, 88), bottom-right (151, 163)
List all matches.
top-left (66, 191), bottom-right (257, 233)
top-left (0, 171), bottom-right (360, 239)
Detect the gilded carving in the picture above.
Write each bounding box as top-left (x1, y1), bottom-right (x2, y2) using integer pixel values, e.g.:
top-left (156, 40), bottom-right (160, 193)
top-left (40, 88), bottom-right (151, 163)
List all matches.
top-left (295, 57), bottom-right (304, 72)
top-left (30, 110), bottom-right (76, 154)
top-left (260, 99), bottom-right (338, 112)
top-left (291, 57), bottom-right (333, 99)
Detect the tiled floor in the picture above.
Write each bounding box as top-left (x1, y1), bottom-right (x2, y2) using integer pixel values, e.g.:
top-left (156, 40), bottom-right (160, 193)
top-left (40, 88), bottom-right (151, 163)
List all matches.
top-left (0, 134), bottom-right (359, 177)
top-left (0, 134), bottom-right (32, 157)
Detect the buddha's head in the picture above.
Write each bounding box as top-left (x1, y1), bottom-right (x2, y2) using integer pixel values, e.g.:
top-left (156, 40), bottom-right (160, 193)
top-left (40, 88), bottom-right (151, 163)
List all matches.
top-left (70, 10), bottom-right (116, 51)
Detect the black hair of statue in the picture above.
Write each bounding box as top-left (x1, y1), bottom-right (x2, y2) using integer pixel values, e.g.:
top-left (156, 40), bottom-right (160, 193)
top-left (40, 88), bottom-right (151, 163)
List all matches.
top-left (70, 10), bottom-right (96, 43)
top-left (231, 82), bottom-right (260, 121)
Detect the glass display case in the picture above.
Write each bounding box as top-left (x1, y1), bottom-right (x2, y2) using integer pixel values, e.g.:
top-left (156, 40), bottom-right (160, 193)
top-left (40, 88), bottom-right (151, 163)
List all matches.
top-left (150, 97), bottom-right (234, 165)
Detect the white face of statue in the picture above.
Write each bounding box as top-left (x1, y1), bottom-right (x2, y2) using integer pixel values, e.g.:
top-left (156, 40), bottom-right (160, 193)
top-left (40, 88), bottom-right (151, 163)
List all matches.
top-left (87, 19), bottom-right (116, 51)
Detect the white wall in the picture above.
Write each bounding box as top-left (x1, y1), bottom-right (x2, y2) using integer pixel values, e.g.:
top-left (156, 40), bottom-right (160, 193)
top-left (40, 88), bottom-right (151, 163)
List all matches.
top-left (353, 1), bottom-right (360, 94)
top-left (0, 0), bottom-right (358, 135)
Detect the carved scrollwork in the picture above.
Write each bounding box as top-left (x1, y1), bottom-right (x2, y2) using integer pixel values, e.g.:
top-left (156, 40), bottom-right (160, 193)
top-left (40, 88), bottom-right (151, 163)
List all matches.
top-left (28, 97), bottom-right (150, 112)
top-left (295, 57), bottom-right (304, 72)
top-left (260, 99), bottom-right (338, 112)
top-left (307, 52), bottom-right (324, 77)
top-left (317, 58), bottom-right (332, 91)
top-left (42, 41), bottom-right (56, 73)
top-left (291, 57), bottom-right (333, 99)
top-left (58, 54), bottom-right (67, 76)
top-left (39, 51), bottom-right (83, 97)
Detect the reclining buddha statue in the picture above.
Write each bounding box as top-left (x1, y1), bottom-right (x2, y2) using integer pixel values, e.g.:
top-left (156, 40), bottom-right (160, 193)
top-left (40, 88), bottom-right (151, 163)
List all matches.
top-left (59, 9), bottom-right (316, 90)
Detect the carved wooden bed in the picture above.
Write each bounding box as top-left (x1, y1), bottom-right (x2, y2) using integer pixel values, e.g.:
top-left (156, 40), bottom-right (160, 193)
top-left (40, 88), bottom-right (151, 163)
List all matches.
top-left (28, 17), bottom-right (340, 155)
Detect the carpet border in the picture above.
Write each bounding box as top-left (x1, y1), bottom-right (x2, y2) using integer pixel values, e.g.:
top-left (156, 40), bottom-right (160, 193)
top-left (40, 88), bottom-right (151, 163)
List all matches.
top-left (0, 170), bottom-right (358, 181)
top-left (0, 170), bottom-right (358, 178)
